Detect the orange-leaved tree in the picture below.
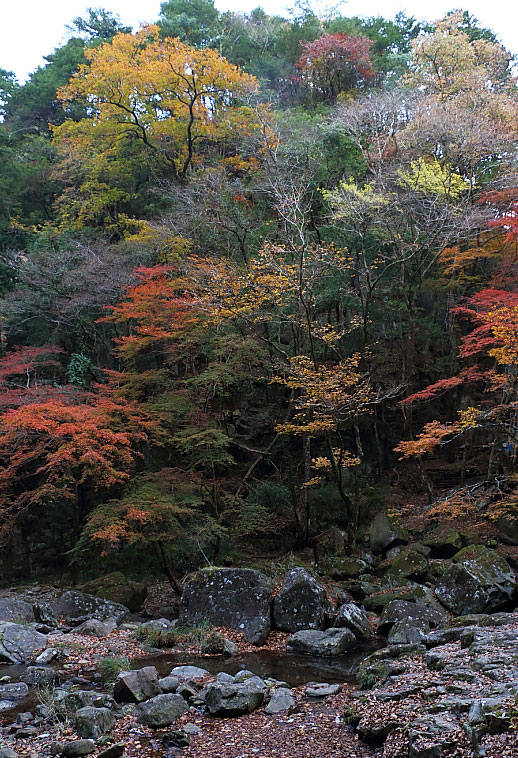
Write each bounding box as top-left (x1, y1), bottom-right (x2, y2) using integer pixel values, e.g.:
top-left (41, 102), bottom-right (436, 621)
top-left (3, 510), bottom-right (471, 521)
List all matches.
top-left (0, 346), bottom-right (157, 558)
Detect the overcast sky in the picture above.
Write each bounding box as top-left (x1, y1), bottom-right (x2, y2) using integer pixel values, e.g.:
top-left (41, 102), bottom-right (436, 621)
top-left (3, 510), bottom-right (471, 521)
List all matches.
top-left (1, 0), bottom-right (517, 82)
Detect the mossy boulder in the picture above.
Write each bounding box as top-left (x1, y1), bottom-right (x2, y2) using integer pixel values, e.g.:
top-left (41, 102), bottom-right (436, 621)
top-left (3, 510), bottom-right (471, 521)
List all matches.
top-left (318, 557), bottom-right (368, 580)
top-left (435, 545), bottom-right (517, 615)
top-left (364, 583), bottom-right (432, 612)
top-left (377, 546), bottom-right (428, 587)
top-left (423, 529), bottom-right (463, 558)
top-left (78, 573), bottom-right (147, 613)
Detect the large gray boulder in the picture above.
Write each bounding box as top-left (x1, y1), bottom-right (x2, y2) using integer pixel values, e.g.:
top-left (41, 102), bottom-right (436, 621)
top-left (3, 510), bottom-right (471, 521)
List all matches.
top-left (136, 693), bottom-right (189, 727)
top-left (179, 568), bottom-right (272, 645)
top-left (286, 628), bottom-right (356, 657)
top-left (378, 600), bottom-right (447, 636)
top-left (204, 680), bottom-right (265, 716)
top-left (54, 591), bottom-right (128, 625)
top-left (75, 706), bottom-right (115, 740)
top-left (0, 597), bottom-right (35, 623)
top-left (435, 546), bottom-right (517, 615)
top-left (0, 622), bottom-right (47, 663)
top-left (113, 666), bottom-right (160, 703)
top-left (332, 603), bottom-right (372, 640)
top-left (366, 513), bottom-right (408, 554)
top-left (272, 568), bottom-right (327, 633)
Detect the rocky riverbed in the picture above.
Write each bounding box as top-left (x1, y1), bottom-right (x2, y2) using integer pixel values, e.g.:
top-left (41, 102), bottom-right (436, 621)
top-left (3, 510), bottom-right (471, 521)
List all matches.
top-left (2, 514), bottom-right (518, 756)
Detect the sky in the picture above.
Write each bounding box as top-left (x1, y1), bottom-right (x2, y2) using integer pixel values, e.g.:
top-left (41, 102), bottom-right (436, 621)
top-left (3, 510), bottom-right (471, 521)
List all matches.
top-left (1, 0), bottom-right (517, 82)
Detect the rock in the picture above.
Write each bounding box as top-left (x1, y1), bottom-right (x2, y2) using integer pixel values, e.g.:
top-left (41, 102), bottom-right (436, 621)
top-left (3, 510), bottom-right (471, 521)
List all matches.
top-left (264, 687), bottom-right (295, 714)
top-left (136, 693), bottom-right (189, 727)
top-left (436, 546), bottom-right (516, 615)
top-left (54, 591), bottom-right (128, 626)
top-left (222, 638), bottom-right (238, 656)
top-left (0, 748), bottom-right (17, 758)
top-left (377, 547), bottom-right (428, 586)
top-left (20, 666), bottom-right (58, 685)
top-left (0, 623), bottom-right (47, 663)
top-left (183, 723), bottom-right (202, 734)
top-left (378, 600), bottom-right (447, 636)
top-left (0, 598), bottom-right (34, 623)
top-left (35, 648), bottom-right (58, 664)
top-left (273, 568), bottom-right (328, 633)
top-left (138, 618), bottom-right (175, 632)
top-left (64, 691), bottom-right (117, 712)
top-left (162, 731), bottom-right (190, 748)
top-left (366, 512), bottom-right (408, 554)
top-left (113, 666), bottom-right (160, 703)
top-left (78, 573), bottom-right (147, 613)
top-left (158, 676), bottom-right (179, 693)
top-left (75, 706), bottom-right (115, 740)
top-left (61, 741), bottom-right (96, 758)
top-left (33, 601), bottom-right (59, 627)
top-left (0, 682), bottom-right (28, 701)
top-left (317, 557), bottom-right (368, 579)
top-left (387, 619), bottom-right (429, 644)
top-left (364, 583), bottom-right (433, 611)
top-left (332, 603), bottom-right (372, 640)
top-left (169, 665), bottom-right (208, 681)
top-left (286, 628), bottom-right (356, 657)
top-left (305, 683), bottom-right (340, 698)
top-left (423, 528), bottom-right (463, 558)
top-left (179, 568), bottom-right (272, 645)
top-left (215, 672), bottom-right (234, 683)
top-left (205, 680), bottom-right (265, 716)
top-left (75, 618), bottom-right (117, 637)
top-left (97, 745), bottom-right (126, 758)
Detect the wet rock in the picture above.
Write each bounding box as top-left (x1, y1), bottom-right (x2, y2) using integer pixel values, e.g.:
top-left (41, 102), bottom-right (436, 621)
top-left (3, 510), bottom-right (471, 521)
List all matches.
top-left (366, 512), bottom-right (408, 554)
top-left (286, 627), bottom-right (356, 656)
top-left (179, 568), bottom-right (272, 645)
top-left (264, 687), bottom-right (295, 713)
top-left (205, 680), bottom-right (265, 716)
top-left (0, 623), bottom-right (47, 663)
top-left (436, 546), bottom-right (516, 615)
top-left (273, 568), bottom-right (328, 633)
top-left (0, 598), bottom-right (34, 623)
top-left (136, 694), bottom-right (189, 727)
top-left (74, 618), bottom-right (117, 637)
top-left (61, 740), bottom-right (96, 757)
top-left (75, 706), bottom-right (116, 739)
top-left (113, 666), bottom-right (160, 703)
top-left (54, 591), bottom-right (128, 625)
top-left (332, 603), bottom-right (372, 640)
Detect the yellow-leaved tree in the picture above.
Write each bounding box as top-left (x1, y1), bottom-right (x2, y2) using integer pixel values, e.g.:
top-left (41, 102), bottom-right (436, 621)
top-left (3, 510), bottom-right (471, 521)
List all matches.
top-left (52, 25), bottom-right (260, 231)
